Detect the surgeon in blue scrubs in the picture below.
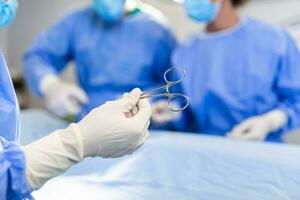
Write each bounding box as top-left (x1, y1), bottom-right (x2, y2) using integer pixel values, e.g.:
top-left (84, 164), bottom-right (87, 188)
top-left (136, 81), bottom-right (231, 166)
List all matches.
top-left (0, 1), bottom-right (152, 198)
top-left (170, 0), bottom-right (300, 142)
top-left (23, 0), bottom-right (175, 120)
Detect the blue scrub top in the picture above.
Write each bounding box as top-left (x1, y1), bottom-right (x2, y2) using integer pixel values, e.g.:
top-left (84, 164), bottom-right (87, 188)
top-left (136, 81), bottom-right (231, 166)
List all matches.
top-left (173, 18), bottom-right (300, 142)
top-left (0, 51), bottom-right (20, 142)
top-left (23, 6), bottom-right (176, 120)
top-left (0, 51), bottom-right (32, 199)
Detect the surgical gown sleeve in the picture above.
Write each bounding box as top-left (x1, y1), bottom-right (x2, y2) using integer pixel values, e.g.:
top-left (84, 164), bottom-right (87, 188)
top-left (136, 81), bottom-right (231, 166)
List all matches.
top-left (275, 31), bottom-right (300, 132)
top-left (23, 12), bottom-right (76, 97)
top-left (0, 137), bottom-right (32, 200)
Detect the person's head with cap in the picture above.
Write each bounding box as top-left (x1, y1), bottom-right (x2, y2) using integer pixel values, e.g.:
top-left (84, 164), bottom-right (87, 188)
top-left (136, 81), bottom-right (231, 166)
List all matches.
top-left (92, 0), bottom-right (138, 23)
top-left (184, 0), bottom-right (249, 24)
top-left (0, 0), bottom-right (18, 28)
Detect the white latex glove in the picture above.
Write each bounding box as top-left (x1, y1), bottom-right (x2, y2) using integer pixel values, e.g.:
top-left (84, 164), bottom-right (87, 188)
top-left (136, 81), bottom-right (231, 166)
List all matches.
top-left (151, 100), bottom-right (181, 124)
top-left (227, 109), bottom-right (287, 141)
top-left (40, 74), bottom-right (88, 117)
top-left (24, 88), bottom-right (151, 190)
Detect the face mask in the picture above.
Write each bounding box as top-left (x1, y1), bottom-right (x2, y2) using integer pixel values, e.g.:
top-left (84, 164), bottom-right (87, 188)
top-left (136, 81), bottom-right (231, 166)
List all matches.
top-left (93, 0), bottom-right (125, 23)
top-left (0, 51), bottom-right (20, 142)
top-left (184, 0), bottom-right (221, 23)
top-left (0, 0), bottom-right (18, 28)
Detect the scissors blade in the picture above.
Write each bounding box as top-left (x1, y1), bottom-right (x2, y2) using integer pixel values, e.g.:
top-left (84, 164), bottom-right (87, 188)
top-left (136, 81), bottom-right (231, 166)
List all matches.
top-left (140, 93), bottom-right (170, 99)
top-left (141, 85), bottom-right (169, 96)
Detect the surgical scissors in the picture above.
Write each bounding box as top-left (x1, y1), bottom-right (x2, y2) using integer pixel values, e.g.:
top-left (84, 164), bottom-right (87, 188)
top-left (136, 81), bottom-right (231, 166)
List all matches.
top-left (140, 67), bottom-right (190, 112)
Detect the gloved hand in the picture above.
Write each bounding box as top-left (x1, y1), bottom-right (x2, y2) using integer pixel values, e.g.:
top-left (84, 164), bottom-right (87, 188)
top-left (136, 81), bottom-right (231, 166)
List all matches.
top-left (40, 74), bottom-right (88, 117)
top-left (24, 88), bottom-right (151, 190)
top-left (77, 88), bottom-right (151, 158)
top-left (227, 109), bottom-right (287, 141)
top-left (151, 100), bottom-right (181, 125)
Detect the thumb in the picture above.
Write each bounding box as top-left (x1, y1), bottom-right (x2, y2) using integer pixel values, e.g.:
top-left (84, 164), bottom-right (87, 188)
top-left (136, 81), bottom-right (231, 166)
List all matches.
top-left (124, 88), bottom-right (142, 108)
top-left (228, 120), bottom-right (253, 138)
top-left (134, 98), bottom-right (152, 122)
top-left (70, 86), bottom-right (89, 104)
top-left (231, 120), bottom-right (253, 134)
top-left (118, 88), bottom-right (142, 113)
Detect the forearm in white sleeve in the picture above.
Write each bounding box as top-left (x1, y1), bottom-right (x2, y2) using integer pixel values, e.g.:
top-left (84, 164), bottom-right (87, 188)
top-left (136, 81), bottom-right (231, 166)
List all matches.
top-left (24, 124), bottom-right (83, 190)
